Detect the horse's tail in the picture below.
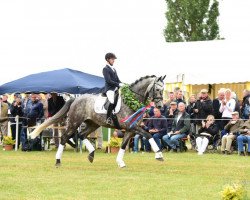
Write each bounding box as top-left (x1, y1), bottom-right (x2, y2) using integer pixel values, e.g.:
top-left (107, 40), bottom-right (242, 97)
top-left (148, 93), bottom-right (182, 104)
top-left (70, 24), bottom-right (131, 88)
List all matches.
top-left (30, 98), bottom-right (75, 139)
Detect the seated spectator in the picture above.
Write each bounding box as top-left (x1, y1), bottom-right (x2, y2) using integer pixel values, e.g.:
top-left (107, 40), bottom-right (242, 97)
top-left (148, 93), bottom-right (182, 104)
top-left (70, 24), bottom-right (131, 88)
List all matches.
top-left (237, 116), bottom-right (250, 156)
top-left (241, 89), bottom-right (250, 120)
top-left (196, 115), bottom-right (218, 155)
top-left (133, 113), bottom-right (149, 153)
top-left (147, 108), bottom-right (167, 150)
top-left (221, 111), bottom-right (243, 154)
top-left (165, 101), bottom-right (178, 132)
top-left (219, 89), bottom-right (236, 129)
top-left (163, 102), bottom-right (190, 152)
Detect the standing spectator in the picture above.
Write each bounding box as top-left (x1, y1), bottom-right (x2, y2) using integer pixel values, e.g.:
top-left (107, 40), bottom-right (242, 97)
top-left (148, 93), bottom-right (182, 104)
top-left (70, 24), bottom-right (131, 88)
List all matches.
top-left (213, 88), bottom-right (225, 130)
top-left (0, 97), bottom-right (9, 145)
top-left (163, 102), bottom-right (190, 152)
top-left (194, 89), bottom-right (213, 129)
top-left (10, 97), bottom-right (23, 149)
top-left (241, 89), bottom-right (250, 120)
top-left (165, 92), bottom-right (175, 107)
top-left (2, 94), bottom-right (11, 108)
top-left (147, 108), bottom-right (167, 150)
top-left (21, 94), bottom-right (44, 144)
top-left (175, 90), bottom-right (186, 105)
top-left (219, 89), bottom-right (236, 129)
top-left (237, 116), bottom-right (250, 156)
top-left (221, 111), bottom-right (243, 154)
top-left (48, 93), bottom-right (65, 147)
top-left (165, 101), bottom-right (178, 132)
top-left (186, 94), bottom-right (197, 149)
top-left (196, 115), bottom-right (218, 155)
top-left (37, 93), bottom-right (49, 119)
top-left (231, 92), bottom-right (241, 114)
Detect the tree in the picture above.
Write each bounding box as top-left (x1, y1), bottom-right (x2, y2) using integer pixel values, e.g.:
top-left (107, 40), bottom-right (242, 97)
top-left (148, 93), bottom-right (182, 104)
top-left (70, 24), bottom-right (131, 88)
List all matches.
top-left (164, 0), bottom-right (220, 42)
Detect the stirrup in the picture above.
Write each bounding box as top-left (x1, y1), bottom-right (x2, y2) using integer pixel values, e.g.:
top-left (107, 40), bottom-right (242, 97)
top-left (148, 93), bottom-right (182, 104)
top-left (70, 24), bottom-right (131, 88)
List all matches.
top-left (106, 117), bottom-right (112, 125)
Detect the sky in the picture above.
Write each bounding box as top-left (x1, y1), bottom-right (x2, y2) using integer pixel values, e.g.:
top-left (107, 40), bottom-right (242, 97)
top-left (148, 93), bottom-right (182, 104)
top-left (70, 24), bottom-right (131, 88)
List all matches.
top-left (0, 0), bottom-right (250, 85)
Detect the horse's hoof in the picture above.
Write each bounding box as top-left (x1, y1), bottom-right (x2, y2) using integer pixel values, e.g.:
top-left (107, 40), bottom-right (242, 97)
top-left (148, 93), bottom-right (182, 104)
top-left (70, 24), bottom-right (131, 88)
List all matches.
top-left (88, 151), bottom-right (95, 163)
top-left (55, 159), bottom-right (61, 167)
top-left (156, 157), bottom-right (164, 162)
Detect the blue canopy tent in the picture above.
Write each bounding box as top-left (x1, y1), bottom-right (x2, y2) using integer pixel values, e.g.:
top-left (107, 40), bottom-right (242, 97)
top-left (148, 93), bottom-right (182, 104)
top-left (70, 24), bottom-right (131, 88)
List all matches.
top-left (0, 68), bottom-right (105, 94)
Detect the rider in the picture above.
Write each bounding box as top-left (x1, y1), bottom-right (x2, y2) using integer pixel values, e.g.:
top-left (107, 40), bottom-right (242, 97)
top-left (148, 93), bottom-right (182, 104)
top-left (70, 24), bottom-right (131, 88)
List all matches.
top-left (103, 53), bottom-right (124, 125)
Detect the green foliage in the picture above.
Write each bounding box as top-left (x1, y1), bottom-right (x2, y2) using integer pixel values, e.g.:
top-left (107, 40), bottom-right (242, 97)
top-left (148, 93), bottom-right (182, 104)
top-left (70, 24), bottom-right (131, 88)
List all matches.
top-left (220, 183), bottom-right (248, 200)
top-left (3, 136), bottom-right (15, 145)
top-left (109, 137), bottom-right (122, 148)
top-left (121, 85), bottom-right (149, 111)
top-left (164, 0), bottom-right (220, 42)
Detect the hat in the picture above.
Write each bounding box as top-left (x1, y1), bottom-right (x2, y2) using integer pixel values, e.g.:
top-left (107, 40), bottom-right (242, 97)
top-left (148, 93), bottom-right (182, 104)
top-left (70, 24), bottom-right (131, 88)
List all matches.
top-left (170, 101), bottom-right (177, 105)
top-left (200, 89), bottom-right (208, 93)
top-left (231, 111), bottom-right (239, 115)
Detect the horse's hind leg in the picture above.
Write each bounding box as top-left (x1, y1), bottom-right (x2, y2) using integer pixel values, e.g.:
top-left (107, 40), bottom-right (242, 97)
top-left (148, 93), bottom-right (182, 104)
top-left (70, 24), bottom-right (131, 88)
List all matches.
top-left (78, 121), bottom-right (99, 163)
top-left (55, 127), bottom-right (78, 167)
top-left (116, 131), bottom-right (133, 168)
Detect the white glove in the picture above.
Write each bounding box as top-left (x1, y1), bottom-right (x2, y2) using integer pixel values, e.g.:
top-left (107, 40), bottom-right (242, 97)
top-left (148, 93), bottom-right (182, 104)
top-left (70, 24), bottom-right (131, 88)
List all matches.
top-left (119, 83), bottom-right (125, 87)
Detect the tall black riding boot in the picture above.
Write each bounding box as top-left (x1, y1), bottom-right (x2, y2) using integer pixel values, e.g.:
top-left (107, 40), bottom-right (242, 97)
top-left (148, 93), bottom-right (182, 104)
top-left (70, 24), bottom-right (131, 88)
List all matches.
top-left (106, 103), bottom-right (114, 125)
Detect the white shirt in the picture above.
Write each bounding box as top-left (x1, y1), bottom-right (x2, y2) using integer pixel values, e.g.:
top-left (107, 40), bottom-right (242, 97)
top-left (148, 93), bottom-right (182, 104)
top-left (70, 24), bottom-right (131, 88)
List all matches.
top-left (219, 98), bottom-right (236, 118)
top-left (177, 112), bottom-right (182, 123)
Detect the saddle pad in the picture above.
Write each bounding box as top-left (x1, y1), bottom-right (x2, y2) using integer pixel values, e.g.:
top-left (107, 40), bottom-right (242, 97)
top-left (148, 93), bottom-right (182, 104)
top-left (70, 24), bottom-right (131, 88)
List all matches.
top-left (94, 94), bottom-right (122, 114)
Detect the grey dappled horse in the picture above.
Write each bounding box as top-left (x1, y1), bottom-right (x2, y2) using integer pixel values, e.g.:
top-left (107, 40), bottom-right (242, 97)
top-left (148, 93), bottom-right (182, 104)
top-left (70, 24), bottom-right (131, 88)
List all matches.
top-left (31, 75), bottom-right (166, 168)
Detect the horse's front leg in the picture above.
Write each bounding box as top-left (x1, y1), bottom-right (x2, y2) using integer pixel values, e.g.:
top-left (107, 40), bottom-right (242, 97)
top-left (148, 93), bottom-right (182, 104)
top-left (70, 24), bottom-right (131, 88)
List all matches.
top-left (116, 131), bottom-right (134, 168)
top-left (134, 126), bottom-right (164, 161)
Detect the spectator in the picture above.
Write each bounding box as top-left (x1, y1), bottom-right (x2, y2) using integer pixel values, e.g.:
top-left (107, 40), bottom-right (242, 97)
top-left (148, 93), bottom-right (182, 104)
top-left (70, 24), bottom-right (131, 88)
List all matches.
top-left (0, 97), bottom-right (9, 145)
top-left (147, 107), bottom-right (167, 150)
top-left (165, 92), bottom-right (175, 107)
top-left (10, 97), bottom-right (23, 149)
top-left (213, 88), bottom-right (225, 130)
top-left (2, 94), bottom-right (11, 108)
top-left (219, 89), bottom-right (236, 129)
top-left (241, 89), bottom-right (250, 119)
top-left (196, 115), bottom-right (218, 155)
top-left (21, 94), bottom-right (44, 144)
top-left (165, 101), bottom-right (178, 132)
top-left (186, 94), bottom-right (197, 150)
top-left (237, 116), bottom-right (250, 156)
top-left (221, 111), bottom-right (243, 154)
top-left (231, 92), bottom-right (241, 115)
top-left (133, 113), bottom-right (149, 153)
top-left (48, 92), bottom-right (65, 147)
top-left (175, 90), bottom-right (186, 105)
top-left (163, 102), bottom-right (190, 152)
top-left (37, 93), bottom-right (49, 119)
top-left (194, 89), bottom-right (213, 129)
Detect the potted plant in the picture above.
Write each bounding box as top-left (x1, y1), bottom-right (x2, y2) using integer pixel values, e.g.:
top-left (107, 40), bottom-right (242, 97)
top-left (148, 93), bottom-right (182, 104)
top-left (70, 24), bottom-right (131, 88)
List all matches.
top-left (3, 136), bottom-right (15, 151)
top-left (109, 136), bottom-right (122, 153)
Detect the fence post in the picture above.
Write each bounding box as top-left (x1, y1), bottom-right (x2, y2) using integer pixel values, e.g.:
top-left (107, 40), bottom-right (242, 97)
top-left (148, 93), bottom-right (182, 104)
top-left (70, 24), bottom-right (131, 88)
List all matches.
top-left (15, 115), bottom-right (19, 151)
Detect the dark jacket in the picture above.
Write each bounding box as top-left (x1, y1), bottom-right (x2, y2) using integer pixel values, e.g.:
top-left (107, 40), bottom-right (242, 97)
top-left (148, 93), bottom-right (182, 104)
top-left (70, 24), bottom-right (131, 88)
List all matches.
top-left (175, 98), bottom-right (186, 105)
top-left (186, 102), bottom-right (197, 123)
top-left (10, 102), bottom-right (23, 123)
top-left (148, 115), bottom-right (167, 134)
top-left (102, 65), bottom-right (121, 93)
top-left (195, 97), bottom-right (213, 125)
top-left (241, 95), bottom-right (250, 119)
top-left (172, 112), bottom-right (190, 134)
top-left (213, 98), bottom-right (222, 120)
top-left (197, 123), bottom-right (218, 140)
top-left (48, 96), bottom-right (65, 117)
top-left (23, 100), bottom-right (44, 127)
top-left (165, 108), bottom-right (178, 131)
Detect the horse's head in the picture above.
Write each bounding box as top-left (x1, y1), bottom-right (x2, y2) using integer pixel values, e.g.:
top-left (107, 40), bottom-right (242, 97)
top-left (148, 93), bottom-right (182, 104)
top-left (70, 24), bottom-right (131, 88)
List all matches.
top-left (145, 75), bottom-right (166, 109)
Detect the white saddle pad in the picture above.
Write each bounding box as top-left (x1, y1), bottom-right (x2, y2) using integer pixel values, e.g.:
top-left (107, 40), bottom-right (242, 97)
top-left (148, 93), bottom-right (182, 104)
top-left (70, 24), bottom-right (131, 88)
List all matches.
top-left (94, 94), bottom-right (122, 114)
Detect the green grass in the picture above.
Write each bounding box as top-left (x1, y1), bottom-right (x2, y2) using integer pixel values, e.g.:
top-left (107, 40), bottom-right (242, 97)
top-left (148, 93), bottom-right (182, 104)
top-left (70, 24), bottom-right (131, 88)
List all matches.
top-left (0, 148), bottom-right (249, 200)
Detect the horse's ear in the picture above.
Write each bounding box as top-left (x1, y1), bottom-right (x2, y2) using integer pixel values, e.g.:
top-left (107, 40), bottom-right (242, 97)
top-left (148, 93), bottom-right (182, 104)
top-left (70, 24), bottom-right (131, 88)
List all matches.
top-left (156, 76), bottom-right (162, 82)
top-left (161, 75), bottom-right (166, 81)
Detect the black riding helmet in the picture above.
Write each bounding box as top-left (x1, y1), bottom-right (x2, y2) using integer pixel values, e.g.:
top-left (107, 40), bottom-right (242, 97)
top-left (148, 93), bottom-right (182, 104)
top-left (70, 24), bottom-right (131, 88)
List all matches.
top-left (105, 53), bottom-right (117, 61)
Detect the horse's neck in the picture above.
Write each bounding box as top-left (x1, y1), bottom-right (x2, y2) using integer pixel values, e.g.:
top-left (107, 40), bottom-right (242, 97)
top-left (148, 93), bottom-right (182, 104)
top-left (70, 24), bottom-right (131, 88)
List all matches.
top-left (130, 77), bottom-right (155, 102)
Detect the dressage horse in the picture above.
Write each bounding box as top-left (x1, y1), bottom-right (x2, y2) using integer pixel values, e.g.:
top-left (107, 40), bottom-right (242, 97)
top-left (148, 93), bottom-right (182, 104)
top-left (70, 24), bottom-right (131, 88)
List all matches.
top-left (30, 75), bottom-right (166, 168)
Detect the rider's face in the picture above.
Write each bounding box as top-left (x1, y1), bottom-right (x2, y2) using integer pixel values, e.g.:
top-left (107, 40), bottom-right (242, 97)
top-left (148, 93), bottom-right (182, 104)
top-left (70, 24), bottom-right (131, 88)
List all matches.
top-left (107, 58), bottom-right (115, 66)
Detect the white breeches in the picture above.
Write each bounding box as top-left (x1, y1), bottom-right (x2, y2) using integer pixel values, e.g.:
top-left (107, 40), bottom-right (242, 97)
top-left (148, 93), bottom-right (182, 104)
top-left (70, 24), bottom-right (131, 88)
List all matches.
top-left (196, 137), bottom-right (209, 153)
top-left (106, 90), bottom-right (115, 104)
